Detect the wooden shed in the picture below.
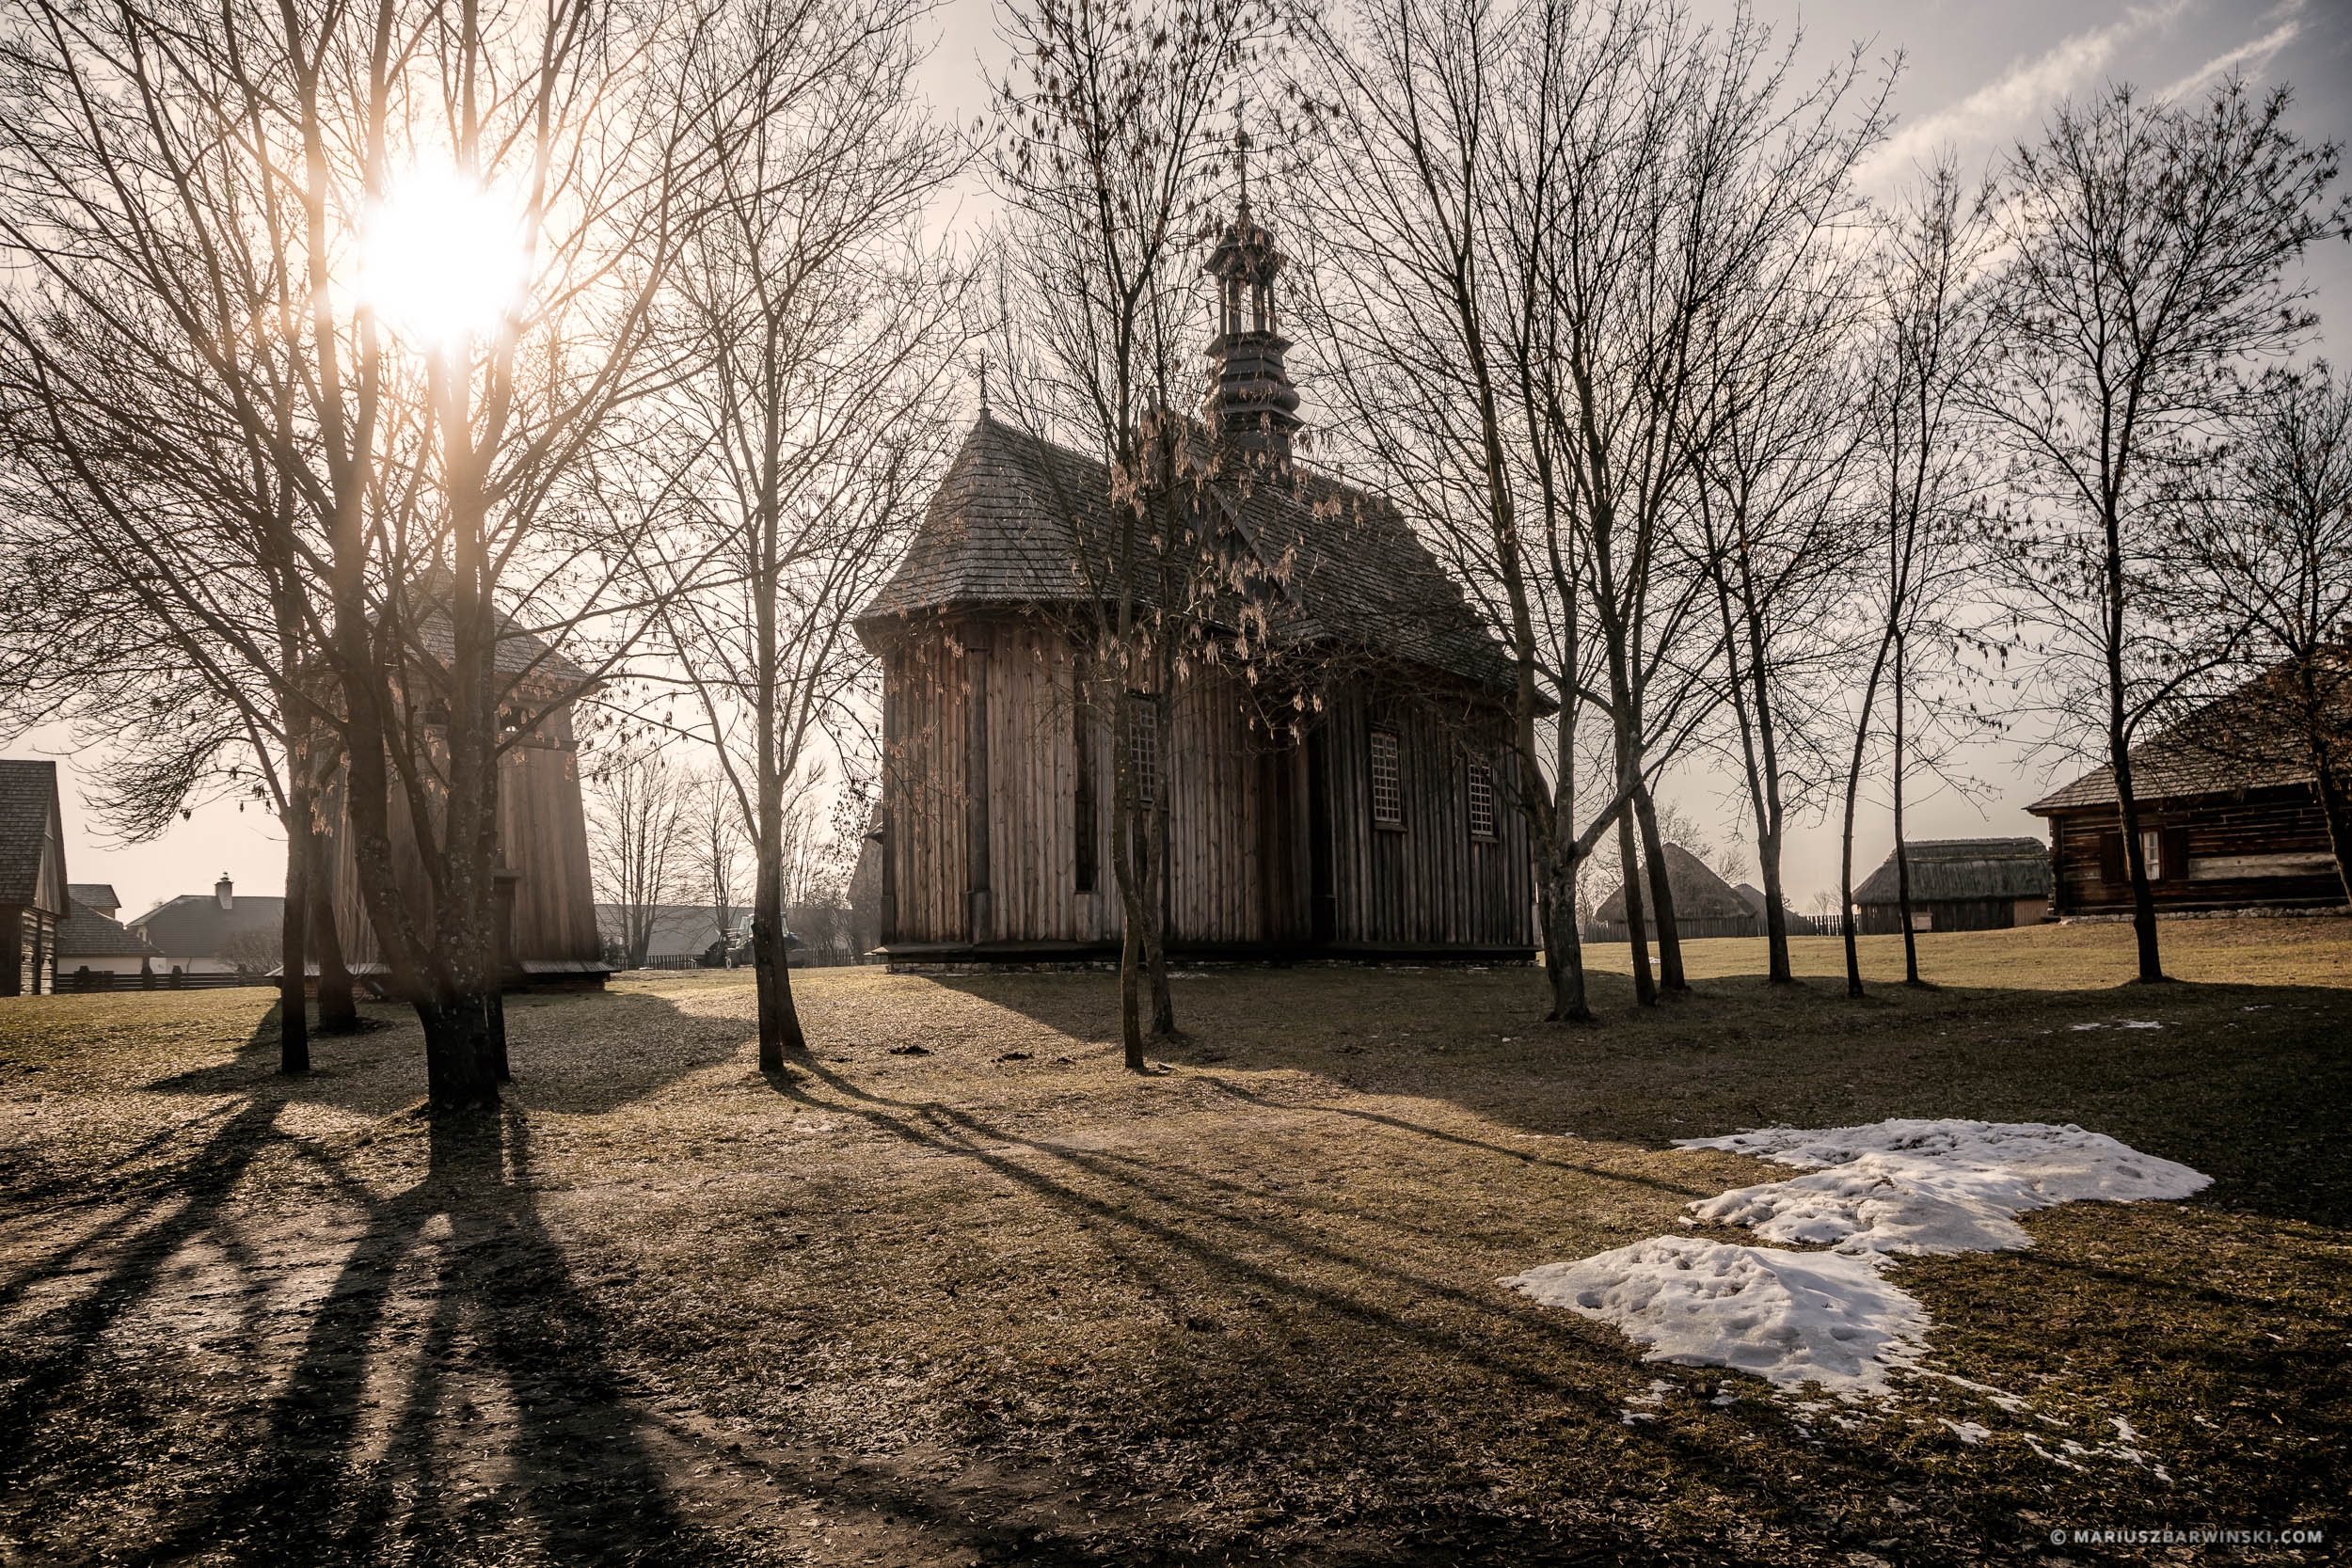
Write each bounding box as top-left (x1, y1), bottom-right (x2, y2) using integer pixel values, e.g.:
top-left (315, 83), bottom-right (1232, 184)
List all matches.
top-left (320, 597), bottom-right (607, 990)
top-left (1585, 843), bottom-right (1758, 942)
top-left (853, 193), bottom-right (1534, 967)
top-left (2028, 672), bottom-right (2349, 916)
top-left (1853, 838), bottom-right (2051, 933)
top-left (0, 759), bottom-right (68, 996)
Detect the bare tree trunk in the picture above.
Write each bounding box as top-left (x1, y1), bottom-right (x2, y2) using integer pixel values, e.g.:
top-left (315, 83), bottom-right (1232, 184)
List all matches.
top-left (1147, 689), bottom-right (1176, 1037)
top-left (1631, 784), bottom-right (1687, 993)
top-left (2104, 511), bottom-right (2166, 983)
top-left (755, 758), bottom-right (806, 1071)
top-left (1540, 848), bottom-right (1592, 1022)
top-left (278, 797), bottom-right (310, 1074)
top-left (1615, 804), bottom-right (1655, 1006)
top-left (1894, 631), bottom-right (1921, 985)
top-left (310, 865), bottom-right (359, 1030)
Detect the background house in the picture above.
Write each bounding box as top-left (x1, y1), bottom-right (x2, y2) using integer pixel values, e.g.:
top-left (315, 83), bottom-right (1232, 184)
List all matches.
top-left (1585, 844), bottom-right (1759, 943)
top-left (319, 597), bottom-right (608, 989)
top-left (55, 894), bottom-right (165, 986)
top-left (0, 759), bottom-right (69, 995)
top-left (128, 877), bottom-right (286, 975)
top-left (2029, 678), bottom-right (2349, 917)
top-left (1853, 838), bottom-right (2052, 933)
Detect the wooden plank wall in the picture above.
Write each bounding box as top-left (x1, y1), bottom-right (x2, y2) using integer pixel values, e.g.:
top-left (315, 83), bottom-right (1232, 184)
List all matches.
top-left (1313, 688), bottom-right (1534, 949)
top-left (2047, 789), bottom-right (2344, 913)
top-left (882, 614), bottom-right (1537, 952)
top-left (884, 630), bottom-right (973, 942)
top-left (322, 697), bottom-right (604, 968)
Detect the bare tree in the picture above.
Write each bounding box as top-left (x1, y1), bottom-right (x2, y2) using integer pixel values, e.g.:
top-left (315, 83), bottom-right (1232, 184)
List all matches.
top-left (1295, 0), bottom-right (1883, 1014)
top-left (689, 773), bottom-right (747, 957)
top-left (1977, 80), bottom-right (2347, 984)
top-left (586, 739), bottom-right (694, 970)
top-left (2159, 366), bottom-right (2352, 899)
top-left (651, 0), bottom-right (958, 1069)
top-left (984, 0), bottom-right (1268, 1067)
top-left (1836, 163), bottom-right (1992, 995)
top-left (0, 0), bottom-right (733, 1107)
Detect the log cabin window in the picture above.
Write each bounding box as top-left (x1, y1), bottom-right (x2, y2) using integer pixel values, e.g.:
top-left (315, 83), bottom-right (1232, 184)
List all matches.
top-left (1126, 697), bottom-right (1160, 811)
top-left (2140, 828), bottom-right (2164, 881)
top-left (1467, 762), bottom-right (1496, 839)
top-left (1369, 729), bottom-right (1403, 828)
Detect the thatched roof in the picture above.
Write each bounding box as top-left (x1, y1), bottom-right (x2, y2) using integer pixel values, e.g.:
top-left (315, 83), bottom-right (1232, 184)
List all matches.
top-left (1854, 838), bottom-right (2050, 905)
top-left (854, 414), bottom-right (1518, 694)
top-left (1596, 843), bottom-right (1752, 924)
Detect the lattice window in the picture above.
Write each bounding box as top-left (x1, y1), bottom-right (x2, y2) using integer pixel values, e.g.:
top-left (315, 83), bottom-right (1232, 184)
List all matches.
top-left (1127, 697), bottom-right (1160, 811)
top-left (1468, 762), bottom-right (1496, 839)
top-left (1370, 729), bottom-right (1403, 827)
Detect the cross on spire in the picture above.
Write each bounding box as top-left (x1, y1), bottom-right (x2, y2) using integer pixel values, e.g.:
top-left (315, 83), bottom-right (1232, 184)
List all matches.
top-left (1234, 87), bottom-right (1251, 217)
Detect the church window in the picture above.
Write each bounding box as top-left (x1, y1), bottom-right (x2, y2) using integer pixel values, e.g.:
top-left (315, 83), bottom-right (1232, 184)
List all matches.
top-left (1370, 729), bottom-right (1403, 827)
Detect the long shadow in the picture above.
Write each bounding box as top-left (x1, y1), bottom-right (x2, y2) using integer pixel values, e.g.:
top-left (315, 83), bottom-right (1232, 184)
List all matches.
top-left (100, 1107), bottom-right (742, 1568)
top-left (925, 967), bottom-right (2352, 1227)
top-left (758, 1053), bottom-right (1856, 1547)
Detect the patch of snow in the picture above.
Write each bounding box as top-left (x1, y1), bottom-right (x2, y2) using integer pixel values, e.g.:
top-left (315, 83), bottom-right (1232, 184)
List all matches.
top-left (2120, 1020), bottom-right (2164, 1029)
top-left (1940, 1418), bottom-right (1990, 1445)
top-left (1677, 1120), bottom-right (2210, 1256)
top-left (1502, 1237), bottom-right (1931, 1401)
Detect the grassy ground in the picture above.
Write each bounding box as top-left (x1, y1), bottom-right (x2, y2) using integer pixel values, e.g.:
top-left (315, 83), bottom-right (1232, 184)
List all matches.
top-left (1, 920), bottom-right (2346, 1566)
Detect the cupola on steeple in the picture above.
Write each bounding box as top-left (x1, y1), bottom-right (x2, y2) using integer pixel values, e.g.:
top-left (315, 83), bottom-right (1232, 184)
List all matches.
top-left (1203, 103), bottom-right (1301, 470)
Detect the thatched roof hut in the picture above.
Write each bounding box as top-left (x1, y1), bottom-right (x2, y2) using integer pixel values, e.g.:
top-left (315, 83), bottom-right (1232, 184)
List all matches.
top-left (1590, 844), bottom-right (1758, 941)
top-left (1853, 838), bottom-right (2051, 933)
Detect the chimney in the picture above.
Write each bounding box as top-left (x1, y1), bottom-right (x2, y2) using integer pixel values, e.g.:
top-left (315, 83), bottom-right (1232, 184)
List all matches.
top-left (215, 875), bottom-right (233, 911)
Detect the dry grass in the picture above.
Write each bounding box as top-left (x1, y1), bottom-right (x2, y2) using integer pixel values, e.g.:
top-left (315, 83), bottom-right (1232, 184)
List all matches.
top-left (1, 918), bottom-right (2347, 1566)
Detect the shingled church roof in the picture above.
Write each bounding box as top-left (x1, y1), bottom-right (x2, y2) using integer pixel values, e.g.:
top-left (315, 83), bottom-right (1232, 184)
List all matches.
top-left (854, 414), bottom-right (1517, 695)
top-left (0, 759), bottom-right (67, 913)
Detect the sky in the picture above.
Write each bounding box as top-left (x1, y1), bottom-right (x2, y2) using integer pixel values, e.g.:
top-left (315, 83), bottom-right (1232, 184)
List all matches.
top-left (18, 0), bottom-right (2352, 924)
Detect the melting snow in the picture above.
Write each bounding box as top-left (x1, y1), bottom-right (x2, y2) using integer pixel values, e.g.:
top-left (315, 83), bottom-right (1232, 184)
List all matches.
top-left (1677, 1120), bottom-right (2211, 1256)
top-left (1503, 1118), bottom-right (2209, 1402)
top-left (1504, 1236), bottom-right (1932, 1400)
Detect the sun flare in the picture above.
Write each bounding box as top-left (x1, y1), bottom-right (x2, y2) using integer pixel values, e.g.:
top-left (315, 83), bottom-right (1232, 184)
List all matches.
top-left (358, 170), bottom-right (532, 349)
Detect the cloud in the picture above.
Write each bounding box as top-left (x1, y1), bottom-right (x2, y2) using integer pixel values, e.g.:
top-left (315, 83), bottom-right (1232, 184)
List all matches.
top-left (1868, 0), bottom-right (2197, 180)
top-left (2154, 2), bottom-right (2303, 103)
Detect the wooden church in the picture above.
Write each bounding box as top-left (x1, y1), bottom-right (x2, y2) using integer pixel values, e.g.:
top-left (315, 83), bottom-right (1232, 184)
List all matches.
top-left (854, 187), bottom-right (1535, 967)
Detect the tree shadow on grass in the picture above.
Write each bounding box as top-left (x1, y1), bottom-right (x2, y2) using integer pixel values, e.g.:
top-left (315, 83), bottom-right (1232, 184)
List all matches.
top-left (921, 966), bottom-right (2352, 1227)
top-left (140, 988), bottom-right (751, 1118)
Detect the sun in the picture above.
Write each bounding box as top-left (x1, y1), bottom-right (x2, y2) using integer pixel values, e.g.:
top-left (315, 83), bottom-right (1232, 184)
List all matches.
top-left (358, 169), bottom-right (532, 350)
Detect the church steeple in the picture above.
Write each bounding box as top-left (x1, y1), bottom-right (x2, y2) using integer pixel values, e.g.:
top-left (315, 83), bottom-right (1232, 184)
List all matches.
top-left (1203, 98), bottom-right (1301, 471)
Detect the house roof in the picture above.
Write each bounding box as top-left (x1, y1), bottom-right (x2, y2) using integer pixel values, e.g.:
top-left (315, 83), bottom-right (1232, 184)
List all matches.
top-left (1854, 838), bottom-right (2051, 905)
top-left (56, 897), bottom-right (162, 959)
top-left (0, 759), bottom-right (66, 912)
top-left (854, 414), bottom-right (1518, 695)
top-left (128, 892), bottom-right (287, 960)
top-left (1597, 844), bottom-right (1754, 924)
top-left (2029, 663), bottom-right (2346, 813)
top-left (67, 882), bottom-right (119, 911)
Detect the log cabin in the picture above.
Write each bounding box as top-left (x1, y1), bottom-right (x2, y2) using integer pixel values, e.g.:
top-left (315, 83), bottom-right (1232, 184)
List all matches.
top-left (2029, 673), bottom-right (2350, 916)
top-left (1852, 838), bottom-right (2051, 933)
top-left (853, 190), bottom-right (1536, 968)
top-left (0, 759), bottom-right (69, 996)
top-left (319, 594), bottom-right (608, 990)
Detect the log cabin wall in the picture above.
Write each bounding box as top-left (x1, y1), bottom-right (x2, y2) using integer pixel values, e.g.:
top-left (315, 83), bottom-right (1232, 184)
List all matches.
top-left (2043, 785), bottom-right (2345, 915)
